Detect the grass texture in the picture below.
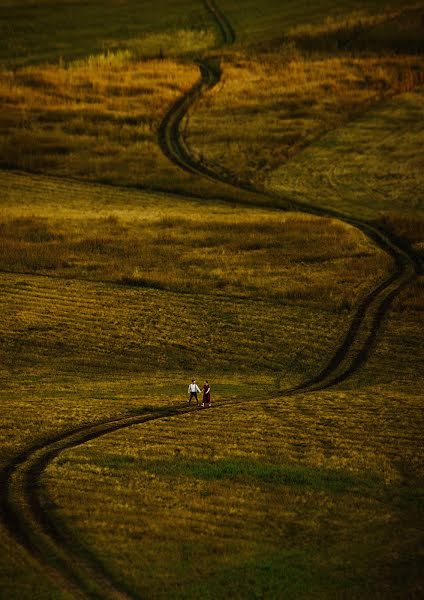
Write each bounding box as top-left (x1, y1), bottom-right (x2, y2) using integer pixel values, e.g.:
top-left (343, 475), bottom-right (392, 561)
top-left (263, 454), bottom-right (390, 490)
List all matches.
top-left (0, 0), bottom-right (423, 598)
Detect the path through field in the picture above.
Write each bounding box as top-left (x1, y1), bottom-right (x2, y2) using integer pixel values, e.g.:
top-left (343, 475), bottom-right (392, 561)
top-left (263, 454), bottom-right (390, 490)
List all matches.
top-left (0, 1), bottom-right (420, 598)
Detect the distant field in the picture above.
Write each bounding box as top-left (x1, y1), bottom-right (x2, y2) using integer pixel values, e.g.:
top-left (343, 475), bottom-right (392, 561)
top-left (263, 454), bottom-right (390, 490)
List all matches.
top-left (188, 54), bottom-right (423, 186)
top-left (269, 88), bottom-right (424, 230)
top-left (187, 1), bottom-right (424, 201)
top-left (0, 0), bottom-right (215, 66)
top-left (1, 0), bottom-right (423, 195)
top-left (219, 0), bottom-right (423, 44)
top-left (2, 0), bottom-right (418, 67)
top-left (1, 0), bottom-right (423, 598)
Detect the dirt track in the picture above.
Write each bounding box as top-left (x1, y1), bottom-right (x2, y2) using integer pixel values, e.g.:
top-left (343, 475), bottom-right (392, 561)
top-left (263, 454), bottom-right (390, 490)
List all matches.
top-left (159, 0), bottom-right (418, 393)
top-left (0, 1), bottom-right (420, 598)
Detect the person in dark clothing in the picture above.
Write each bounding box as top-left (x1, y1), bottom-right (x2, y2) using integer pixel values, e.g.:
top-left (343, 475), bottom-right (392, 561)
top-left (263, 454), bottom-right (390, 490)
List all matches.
top-left (201, 380), bottom-right (211, 407)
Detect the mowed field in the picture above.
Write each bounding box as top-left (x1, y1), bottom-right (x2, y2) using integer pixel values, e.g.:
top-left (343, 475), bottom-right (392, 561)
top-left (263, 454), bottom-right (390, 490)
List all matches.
top-left (0, 0), bottom-right (423, 598)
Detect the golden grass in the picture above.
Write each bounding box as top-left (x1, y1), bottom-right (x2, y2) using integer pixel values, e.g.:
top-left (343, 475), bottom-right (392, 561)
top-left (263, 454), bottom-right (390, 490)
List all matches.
top-left (188, 52), bottom-right (424, 185)
top-left (41, 282), bottom-right (423, 597)
top-left (0, 172), bottom-right (391, 309)
top-left (0, 171), bottom-right (391, 397)
top-left (1, 1), bottom-right (423, 597)
top-left (124, 29), bottom-right (215, 58)
top-left (269, 87), bottom-right (424, 231)
top-left (0, 53), bottom-right (199, 188)
top-left (1, 4), bottom-right (422, 198)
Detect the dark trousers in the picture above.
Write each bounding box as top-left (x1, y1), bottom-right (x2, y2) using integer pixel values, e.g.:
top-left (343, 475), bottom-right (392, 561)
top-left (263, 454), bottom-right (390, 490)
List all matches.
top-left (189, 392), bottom-right (198, 405)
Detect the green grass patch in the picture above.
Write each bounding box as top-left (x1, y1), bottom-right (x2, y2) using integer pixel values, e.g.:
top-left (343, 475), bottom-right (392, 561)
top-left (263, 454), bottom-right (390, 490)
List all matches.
top-left (94, 455), bottom-right (383, 495)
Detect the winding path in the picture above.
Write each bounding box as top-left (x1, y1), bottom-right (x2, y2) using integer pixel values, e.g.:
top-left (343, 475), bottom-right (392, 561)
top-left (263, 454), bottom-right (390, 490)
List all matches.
top-left (0, 1), bottom-right (419, 598)
top-left (159, 0), bottom-right (418, 394)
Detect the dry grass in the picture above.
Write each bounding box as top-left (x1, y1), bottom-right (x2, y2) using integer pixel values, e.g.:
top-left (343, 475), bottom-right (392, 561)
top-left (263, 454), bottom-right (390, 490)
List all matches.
top-left (188, 52), bottom-right (424, 185)
top-left (0, 172), bottom-right (378, 393)
top-left (0, 1), bottom-right (423, 597)
top-left (0, 54), bottom-right (200, 188)
top-left (0, 172), bottom-right (391, 309)
top-left (269, 87), bottom-right (424, 237)
top-left (1, 2), bottom-right (423, 198)
top-left (41, 283), bottom-right (424, 598)
top-left (186, 4), bottom-right (424, 201)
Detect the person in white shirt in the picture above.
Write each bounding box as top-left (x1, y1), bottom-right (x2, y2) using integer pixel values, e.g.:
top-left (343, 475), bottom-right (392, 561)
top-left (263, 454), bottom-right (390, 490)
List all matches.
top-left (188, 379), bottom-right (201, 405)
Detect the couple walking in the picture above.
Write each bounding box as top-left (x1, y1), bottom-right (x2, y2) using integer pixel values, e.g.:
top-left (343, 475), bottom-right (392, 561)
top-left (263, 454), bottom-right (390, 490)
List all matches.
top-left (188, 379), bottom-right (211, 407)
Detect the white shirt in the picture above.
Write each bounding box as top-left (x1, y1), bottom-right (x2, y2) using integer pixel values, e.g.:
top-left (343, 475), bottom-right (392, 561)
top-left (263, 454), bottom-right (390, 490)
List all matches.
top-left (188, 383), bottom-right (201, 393)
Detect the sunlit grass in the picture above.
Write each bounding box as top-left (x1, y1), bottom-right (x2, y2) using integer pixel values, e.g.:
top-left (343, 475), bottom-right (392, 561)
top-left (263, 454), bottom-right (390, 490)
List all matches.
top-left (0, 172), bottom-right (386, 393)
top-left (0, 201), bottom-right (390, 308)
top-left (0, 0), bottom-right (423, 597)
top-left (0, 54), bottom-right (201, 188)
top-left (1, 1), bottom-right (423, 197)
top-left (188, 52), bottom-right (424, 187)
top-left (269, 87), bottom-right (424, 234)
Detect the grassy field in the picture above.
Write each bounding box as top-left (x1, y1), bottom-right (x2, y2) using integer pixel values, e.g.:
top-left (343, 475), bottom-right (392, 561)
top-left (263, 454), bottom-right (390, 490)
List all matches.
top-left (0, 56), bottom-right (201, 189)
top-left (187, 2), bottom-right (424, 196)
top-left (0, 171), bottom-right (389, 388)
top-left (0, 0), bottom-right (216, 67)
top-left (0, 173), bottom-right (390, 599)
top-left (39, 281), bottom-right (423, 599)
top-left (0, 0), bottom-right (423, 598)
top-left (188, 53), bottom-right (423, 185)
top-left (42, 397), bottom-right (423, 598)
top-left (0, 0), bottom-right (221, 195)
top-left (269, 88), bottom-right (424, 229)
top-left (1, 0), bottom-right (422, 198)
top-left (218, 0), bottom-right (424, 45)
top-left (0, 171), bottom-right (389, 305)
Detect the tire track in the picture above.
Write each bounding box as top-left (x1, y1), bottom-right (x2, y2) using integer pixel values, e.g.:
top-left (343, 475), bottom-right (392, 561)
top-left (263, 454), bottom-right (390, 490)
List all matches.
top-left (1, 399), bottom-right (269, 599)
top-left (0, 1), bottom-right (420, 598)
top-left (0, 407), bottom-right (196, 600)
top-left (159, 0), bottom-right (419, 394)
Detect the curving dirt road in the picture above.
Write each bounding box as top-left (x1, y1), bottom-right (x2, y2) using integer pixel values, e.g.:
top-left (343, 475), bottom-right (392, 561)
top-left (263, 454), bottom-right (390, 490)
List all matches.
top-left (159, 0), bottom-right (419, 394)
top-left (0, 1), bottom-right (420, 598)
top-left (0, 406), bottom-right (201, 599)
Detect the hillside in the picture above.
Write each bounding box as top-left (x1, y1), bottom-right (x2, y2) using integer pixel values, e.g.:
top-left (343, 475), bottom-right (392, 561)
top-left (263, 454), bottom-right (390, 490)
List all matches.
top-left (0, 1), bottom-right (423, 598)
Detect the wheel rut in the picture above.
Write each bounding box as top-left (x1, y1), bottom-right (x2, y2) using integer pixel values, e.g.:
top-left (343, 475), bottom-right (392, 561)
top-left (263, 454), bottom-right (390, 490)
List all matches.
top-left (1, 407), bottom-right (195, 599)
top-left (159, 0), bottom-right (418, 394)
top-left (0, 0), bottom-right (420, 598)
